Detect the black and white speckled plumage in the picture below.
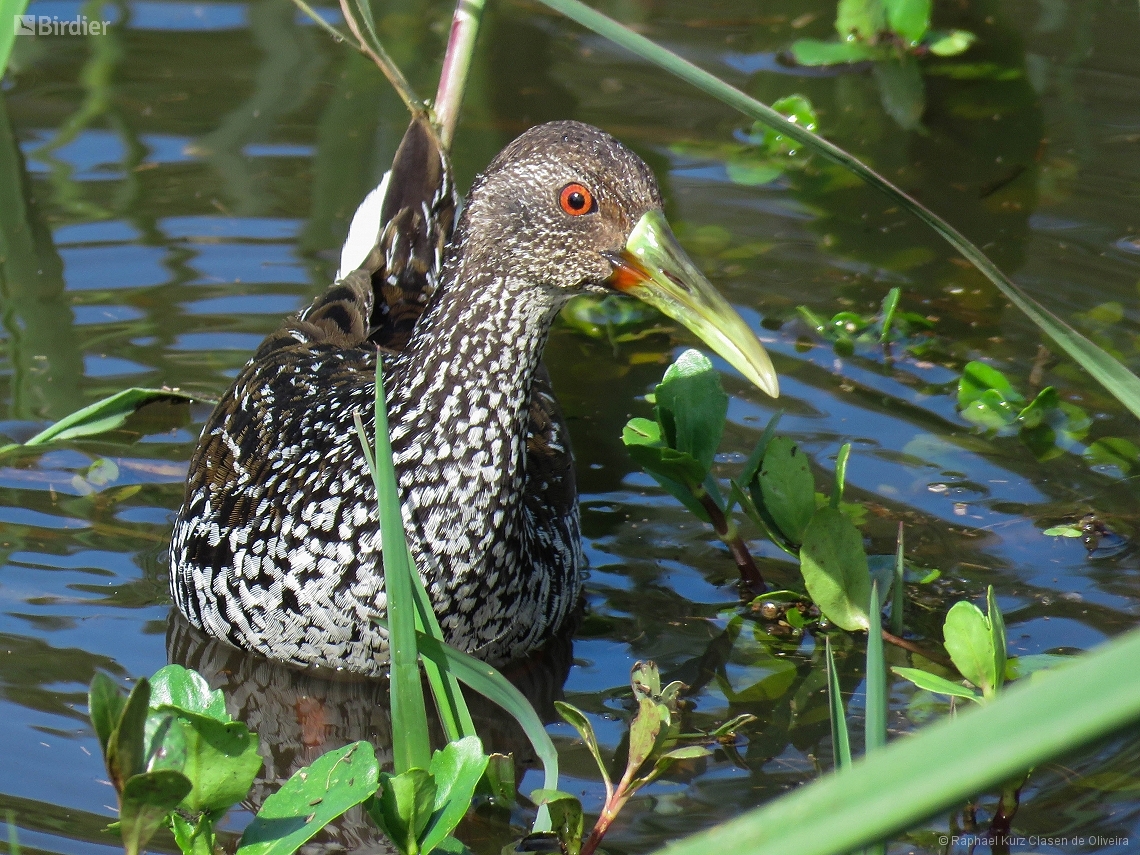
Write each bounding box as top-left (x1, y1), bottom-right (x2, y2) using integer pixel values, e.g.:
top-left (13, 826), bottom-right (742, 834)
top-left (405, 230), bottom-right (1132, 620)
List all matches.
top-left (170, 118), bottom-right (661, 676)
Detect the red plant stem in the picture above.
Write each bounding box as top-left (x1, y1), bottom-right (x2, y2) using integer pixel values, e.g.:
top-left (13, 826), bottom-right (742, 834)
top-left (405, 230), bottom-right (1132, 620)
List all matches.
top-left (696, 491), bottom-right (766, 595)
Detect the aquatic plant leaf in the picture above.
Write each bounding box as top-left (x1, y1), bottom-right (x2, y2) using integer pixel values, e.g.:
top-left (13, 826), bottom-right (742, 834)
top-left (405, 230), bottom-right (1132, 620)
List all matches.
top-left (623, 418), bottom-right (710, 520)
top-left (1042, 524), bottom-right (1082, 538)
top-left (758, 437), bottom-right (816, 545)
top-left (835, 0), bottom-right (885, 40)
top-left (147, 706), bottom-right (262, 813)
top-left (238, 742), bottom-right (379, 855)
top-left (873, 57), bottom-right (925, 131)
top-left (790, 38), bottom-right (881, 66)
top-left (554, 702), bottom-right (609, 786)
top-left (987, 586), bottom-right (1007, 696)
top-left (419, 737), bottom-right (489, 855)
top-left (529, 791), bottom-right (583, 855)
top-left (800, 507), bottom-right (872, 631)
top-left (725, 161), bottom-right (782, 187)
top-left (865, 582), bottom-right (887, 754)
top-left (480, 754), bottom-right (515, 807)
top-left (927, 29), bottom-right (976, 56)
top-left (943, 601), bottom-right (997, 700)
top-left (824, 637), bottom-right (851, 770)
top-left (890, 525), bottom-right (905, 636)
top-left (627, 698), bottom-right (666, 777)
top-left (892, 667), bottom-right (982, 702)
top-left (883, 0), bottom-right (930, 43)
top-left (89, 672), bottom-right (126, 757)
top-left (878, 288), bottom-right (901, 343)
top-left (119, 770), bottom-right (192, 855)
top-left (654, 349), bottom-right (728, 473)
top-left (148, 664), bottom-right (230, 722)
top-left (651, 624), bottom-right (1140, 855)
top-left (1084, 437), bottom-right (1140, 474)
top-left (170, 813), bottom-right (214, 855)
top-left (0, 387), bottom-right (200, 455)
top-left (759, 95), bottom-right (818, 155)
top-left (369, 769), bottom-right (436, 855)
top-left (108, 679), bottom-right (151, 792)
top-left (831, 443), bottom-right (851, 509)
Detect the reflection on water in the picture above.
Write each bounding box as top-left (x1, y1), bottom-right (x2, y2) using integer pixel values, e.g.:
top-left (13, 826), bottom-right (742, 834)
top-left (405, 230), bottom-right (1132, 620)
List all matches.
top-left (1, 0), bottom-right (1139, 851)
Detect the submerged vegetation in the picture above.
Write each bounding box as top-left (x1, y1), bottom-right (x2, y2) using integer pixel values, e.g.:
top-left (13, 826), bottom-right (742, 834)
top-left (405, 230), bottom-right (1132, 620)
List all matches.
top-left (3, 0), bottom-right (1140, 852)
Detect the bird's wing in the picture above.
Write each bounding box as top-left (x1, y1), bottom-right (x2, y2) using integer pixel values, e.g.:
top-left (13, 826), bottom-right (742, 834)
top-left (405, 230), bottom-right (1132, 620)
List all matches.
top-left (278, 115), bottom-right (457, 355)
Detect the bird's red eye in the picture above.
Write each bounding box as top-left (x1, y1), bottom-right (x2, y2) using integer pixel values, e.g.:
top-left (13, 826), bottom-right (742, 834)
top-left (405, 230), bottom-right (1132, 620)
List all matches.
top-left (559, 183), bottom-right (595, 216)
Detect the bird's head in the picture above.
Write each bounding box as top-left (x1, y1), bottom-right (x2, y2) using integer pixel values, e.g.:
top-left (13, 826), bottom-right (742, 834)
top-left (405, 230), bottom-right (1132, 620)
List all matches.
top-left (460, 121), bottom-right (779, 398)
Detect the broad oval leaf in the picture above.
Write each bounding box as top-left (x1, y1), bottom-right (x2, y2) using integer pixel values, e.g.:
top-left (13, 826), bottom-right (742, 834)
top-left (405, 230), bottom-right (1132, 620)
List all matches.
top-left (89, 672), bottom-right (126, 757)
top-left (119, 770), bottom-right (192, 855)
top-left (237, 741), bottom-right (379, 855)
top-left (654, 349), bottom-right (727, 473)
top-left (958, 361), bottom-right (1022, 410)
top-left (943, 601), bottom-right (997, 699)
top-left (884, 0), bottom-right (930, 43)
top-left (800, 507), bottom-right (871, 631)
top-left (108, 679), bottom-right (151, 792)
top-left (759, 437), bottom-right (816, 545)
top-left (147, 706), bottom-right (262, 813)
top-left (149, 664), bottom-right (230, 721)
top-left (421, 736), bottom-right (490, 855)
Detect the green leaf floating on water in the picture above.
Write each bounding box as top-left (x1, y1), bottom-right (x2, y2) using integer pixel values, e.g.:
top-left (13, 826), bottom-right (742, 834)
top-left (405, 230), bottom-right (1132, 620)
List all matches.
top-left (0, 387), bottom-right (203, 455)
top-left (237, 742), bottom-right (380, 855)
top-left (790, 38), bottom-right (881, 66)
top-left (800, 507), bottom-right (872, 631)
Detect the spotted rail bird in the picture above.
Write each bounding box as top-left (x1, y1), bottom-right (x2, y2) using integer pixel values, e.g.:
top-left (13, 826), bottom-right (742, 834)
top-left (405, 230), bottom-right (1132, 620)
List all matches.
top-left (170, 117), bottom-right (779, 676)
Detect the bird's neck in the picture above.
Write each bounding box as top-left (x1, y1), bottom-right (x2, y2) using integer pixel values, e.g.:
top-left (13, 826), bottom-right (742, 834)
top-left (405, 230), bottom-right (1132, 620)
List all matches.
top-left (386, 265), bottom-right (565, 566)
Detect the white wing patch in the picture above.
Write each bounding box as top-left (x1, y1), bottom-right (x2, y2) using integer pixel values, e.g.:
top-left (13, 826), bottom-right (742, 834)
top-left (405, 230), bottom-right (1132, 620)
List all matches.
top-left (337, 170), bottom-right (391, 280)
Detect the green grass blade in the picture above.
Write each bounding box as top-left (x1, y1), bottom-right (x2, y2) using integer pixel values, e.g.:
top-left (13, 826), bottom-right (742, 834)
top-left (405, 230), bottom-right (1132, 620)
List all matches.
top-left (0, 0), bottom-right (30, 77)
top-left (535, 0), bottom-right (1140, 422)
top-left (390, 622), bottom-right (560, 793)
top-left (407, 543), bottom-right (478, 741)
top-left (652, 626), bottom-right (1140, 855)
top-left (865, 582), bottom-right (886, 755)
top-left (369, 358), bottom-right (431, 774)
top-left (824, 637), bottom-right (850, 771)
top-left (890, 524), bottom-right (905, 637)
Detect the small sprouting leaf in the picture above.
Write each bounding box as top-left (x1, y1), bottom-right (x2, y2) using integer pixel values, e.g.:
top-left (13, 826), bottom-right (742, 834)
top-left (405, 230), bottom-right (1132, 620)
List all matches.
top-left (108, 679), bottom-right (152, 792)
top-left (758, 95), bottom-right (819, 157)
top-left (800, 507), bottom-right (872, 631)
top-left (926, 29), bottom-right (976, 56)
top-left (369, 769), bottom-right (436, 855)
top-left (529, 791), bottom-right (583, 855)
top-left (631, 661), bottom-right (662, 702)
top-left (884, 0), bottom-right (931, 44)
top-left (958, 361), bottom-right (1021, 409)
top-left (420, 736), bottom-right (489, 855)
top-left (759, 437), bottom-right (816, 545)
top-left (878, 287), bottom-right (902, 343)
top-left (790, 38), bottom-right (881, 66)
top-left (119, 770), bottom-right (192, 855)
top-left (148, 665), bottom-right (230, 722)
top-left (1043, 524), bottom-right (1083, 538)
top-left (238, 742), bottom-right (379, 855)
top-left (943, 601), bottom-right (998, 700)
top-left (892, 667), bottom-right (983, 703)
top-left (835, 0), bottom-right (886, 40)
top-left (654, 349), bottom-right (728, 473)
top-left (480, 754), bottom-right (515, 807)
top-left (89, 672), bottom-right (126, 757)
top-left (554, 702), bottom-right (610, 787)
top-left (987, 586), bottom-right (1007, 696)
top-left (627, 699), bottom-right (666, 777)
top-left (147, 706), bottom-right (262, 814)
